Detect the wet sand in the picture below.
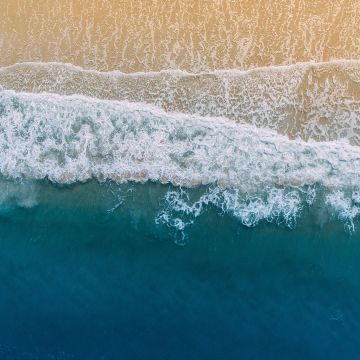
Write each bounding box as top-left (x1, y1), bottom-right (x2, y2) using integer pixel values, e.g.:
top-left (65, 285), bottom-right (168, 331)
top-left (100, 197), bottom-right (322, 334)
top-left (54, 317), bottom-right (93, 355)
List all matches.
top-left (1, 0), bottom-right (359, 72)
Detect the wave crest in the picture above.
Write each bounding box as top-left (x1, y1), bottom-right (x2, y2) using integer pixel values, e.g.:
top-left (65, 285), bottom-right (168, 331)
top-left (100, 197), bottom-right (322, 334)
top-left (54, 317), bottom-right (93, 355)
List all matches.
top-left (0, 89), bottom-right (359, 193)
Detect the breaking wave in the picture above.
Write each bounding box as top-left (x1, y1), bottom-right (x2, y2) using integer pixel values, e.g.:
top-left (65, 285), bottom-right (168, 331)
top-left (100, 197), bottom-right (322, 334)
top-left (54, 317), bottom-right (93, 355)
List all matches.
top-left (1, 61), bottom-right (360, 234)
top-left (0, 88), bottom-right (359, 190)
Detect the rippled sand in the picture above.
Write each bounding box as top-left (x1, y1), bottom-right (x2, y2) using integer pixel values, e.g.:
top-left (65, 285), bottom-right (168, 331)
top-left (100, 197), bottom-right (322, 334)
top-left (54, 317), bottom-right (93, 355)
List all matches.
top-left (1, 0), bottom-right (359, 72)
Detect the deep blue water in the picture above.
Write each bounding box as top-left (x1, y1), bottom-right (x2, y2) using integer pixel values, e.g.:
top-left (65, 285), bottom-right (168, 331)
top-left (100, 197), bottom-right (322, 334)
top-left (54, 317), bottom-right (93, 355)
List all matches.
top-left (0, 181), bottom-right (360, 359)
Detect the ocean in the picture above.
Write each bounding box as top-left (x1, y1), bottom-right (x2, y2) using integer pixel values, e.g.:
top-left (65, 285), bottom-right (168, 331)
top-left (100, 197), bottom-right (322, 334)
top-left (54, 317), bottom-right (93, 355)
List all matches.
top-left (1, 1), bottom-right (360, 359)
top-left (1, 180), bottom-right (360, 359)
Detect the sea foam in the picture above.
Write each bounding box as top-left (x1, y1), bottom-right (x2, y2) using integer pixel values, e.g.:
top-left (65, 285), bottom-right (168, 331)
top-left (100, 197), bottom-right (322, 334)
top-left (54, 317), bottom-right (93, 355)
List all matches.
top-left (0, 88), bottom-right (359, 232)
top-left (1, 61), bottom-right (360, 144)
top-left (0, 88), bottom-right (358, 190)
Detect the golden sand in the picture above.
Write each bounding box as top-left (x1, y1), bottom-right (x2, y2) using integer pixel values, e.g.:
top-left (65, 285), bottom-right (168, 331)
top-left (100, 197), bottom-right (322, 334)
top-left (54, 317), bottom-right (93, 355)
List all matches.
top-left (1, 0), bottom-right (359, 72)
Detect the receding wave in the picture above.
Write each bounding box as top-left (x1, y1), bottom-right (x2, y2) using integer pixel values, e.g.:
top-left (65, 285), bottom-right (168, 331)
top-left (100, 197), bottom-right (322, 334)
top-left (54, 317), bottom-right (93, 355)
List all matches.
top-left (1, 61), bottom-right (360, 144)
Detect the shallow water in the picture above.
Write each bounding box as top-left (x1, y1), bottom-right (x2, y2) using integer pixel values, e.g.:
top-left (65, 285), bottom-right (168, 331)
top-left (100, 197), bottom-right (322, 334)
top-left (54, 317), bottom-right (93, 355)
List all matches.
top-left (0, 180), bottom-right (359, 359)
top-left (1, 61), bottom-right (360, 143)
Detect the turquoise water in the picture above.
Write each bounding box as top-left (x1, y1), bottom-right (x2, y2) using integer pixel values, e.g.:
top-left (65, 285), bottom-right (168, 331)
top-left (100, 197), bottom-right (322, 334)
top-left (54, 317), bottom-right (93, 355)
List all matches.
top-left (1, 180), bottom-right (360, 359)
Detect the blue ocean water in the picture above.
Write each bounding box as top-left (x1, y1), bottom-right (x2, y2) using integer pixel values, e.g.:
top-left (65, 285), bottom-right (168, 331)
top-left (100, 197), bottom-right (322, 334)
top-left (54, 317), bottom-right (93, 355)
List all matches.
top-left (0, 61), bottom-right (360, 359)
top-left (1, 180), bottom-right (360, 359)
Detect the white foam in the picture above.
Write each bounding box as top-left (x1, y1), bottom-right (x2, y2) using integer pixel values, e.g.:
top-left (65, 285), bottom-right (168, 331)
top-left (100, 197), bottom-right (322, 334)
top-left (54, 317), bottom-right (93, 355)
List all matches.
top-left (156, 187), bottom-right (305, 234)
top-left (0, 89), bottom-right (359, 194)
top-left (325, 191), bottom-right (360, 232)
top-left (1, 60), bottom-right (360, 144)
top-left (156, 186), bottom-right (360, 237)
top-left (0, 87), bottom-right (359, 232)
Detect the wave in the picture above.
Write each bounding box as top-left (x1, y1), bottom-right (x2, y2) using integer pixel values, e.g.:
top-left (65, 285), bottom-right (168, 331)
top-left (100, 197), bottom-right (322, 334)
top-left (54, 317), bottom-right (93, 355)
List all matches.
top-left (1, 65), bottom-right (359, 233)
top-left (0, 88), bottom-right (358, 191)
top-left (1, 61), bottom-right (360, 144)
top-left (156, 186), bottom-right (360, 239)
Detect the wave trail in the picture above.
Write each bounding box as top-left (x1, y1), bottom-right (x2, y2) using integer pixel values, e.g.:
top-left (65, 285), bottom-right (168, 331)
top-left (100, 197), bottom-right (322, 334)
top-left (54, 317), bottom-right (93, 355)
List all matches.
top-left (1, 61), bottom-right (360, 144)
top-left (0, 89), bottom-right (359, 192)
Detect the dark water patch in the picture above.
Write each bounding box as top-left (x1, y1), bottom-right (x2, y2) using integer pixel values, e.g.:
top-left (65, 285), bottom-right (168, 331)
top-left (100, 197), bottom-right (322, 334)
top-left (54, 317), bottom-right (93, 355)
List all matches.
top-left (0, 181), bottom-right (359, 359)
